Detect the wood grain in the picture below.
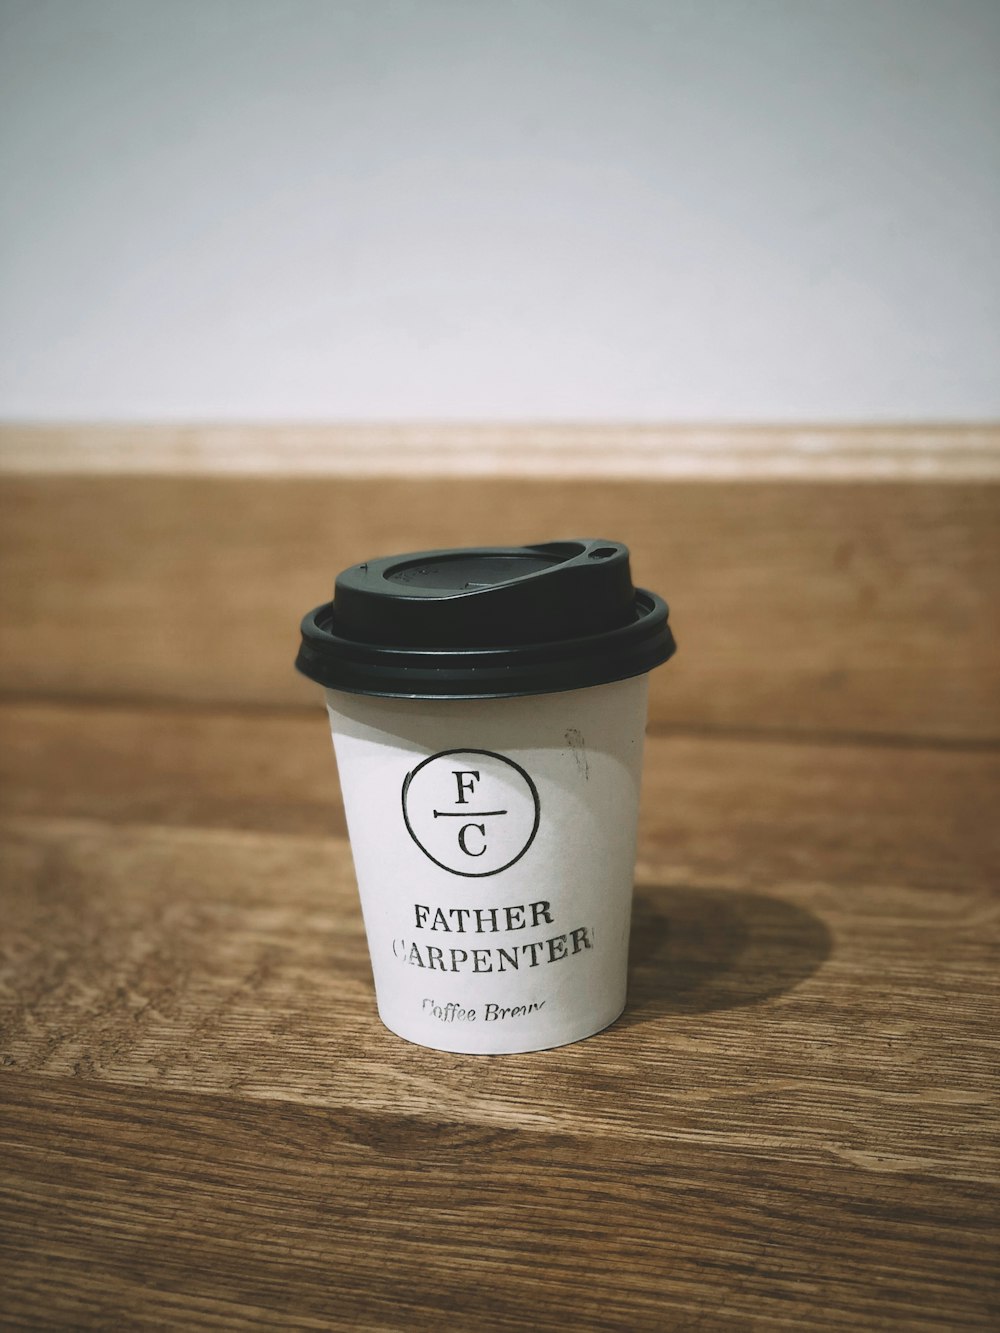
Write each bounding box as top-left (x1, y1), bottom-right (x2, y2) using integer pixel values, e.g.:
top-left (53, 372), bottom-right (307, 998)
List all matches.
top-left (2, 705), bottom-right (998, 1326)
top-left (1, 475), bottom-right (998, 740)
top-left (2, 1074), bottom-right (996, 1331)
top-left (3, 420), bottom-right (999, 479)
top-left (2, 452), bottom-right (998, 1328)
top-left (2, 811), bottom-right (996, 1184)
top-left (2, 699), bottom-right (997, 892)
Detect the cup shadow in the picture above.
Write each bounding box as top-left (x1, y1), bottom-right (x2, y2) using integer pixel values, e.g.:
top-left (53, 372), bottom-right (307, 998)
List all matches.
top-left (620, 884), bottom-right (832, 1025)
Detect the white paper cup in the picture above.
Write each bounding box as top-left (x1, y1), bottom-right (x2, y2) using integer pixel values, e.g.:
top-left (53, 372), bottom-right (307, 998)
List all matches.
top-left (296, 538), bottom-right (675, 1054)
top-left (326, 675), bottom-right (649, 1054)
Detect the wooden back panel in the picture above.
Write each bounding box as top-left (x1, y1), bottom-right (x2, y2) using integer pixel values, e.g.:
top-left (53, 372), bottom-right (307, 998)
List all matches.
top-left (2, 469), bottom-right (997, 741)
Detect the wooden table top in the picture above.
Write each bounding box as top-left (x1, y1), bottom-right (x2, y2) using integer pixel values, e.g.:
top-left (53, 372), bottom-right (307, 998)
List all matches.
top-left (2, 698), bottom-right (997, 1330)
top-left (2, 441), bottom-right (998, 1327)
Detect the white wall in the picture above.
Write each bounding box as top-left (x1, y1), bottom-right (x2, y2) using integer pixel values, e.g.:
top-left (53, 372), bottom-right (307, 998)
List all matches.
top-left (1, 0), bottom-right (997, 422)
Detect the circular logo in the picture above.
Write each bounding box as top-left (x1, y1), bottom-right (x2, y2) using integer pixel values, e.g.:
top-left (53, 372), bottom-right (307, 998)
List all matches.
top-left (401, 748), bottom-right (540, 878)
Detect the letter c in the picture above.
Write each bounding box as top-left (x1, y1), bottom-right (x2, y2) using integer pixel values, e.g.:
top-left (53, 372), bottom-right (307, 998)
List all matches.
top-left (458, 822), bottom-right (487, 857)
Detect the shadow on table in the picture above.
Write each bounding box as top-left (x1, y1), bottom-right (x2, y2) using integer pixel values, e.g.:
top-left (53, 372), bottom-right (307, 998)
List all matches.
top-left (621, 884), bottom-right (831, 1022)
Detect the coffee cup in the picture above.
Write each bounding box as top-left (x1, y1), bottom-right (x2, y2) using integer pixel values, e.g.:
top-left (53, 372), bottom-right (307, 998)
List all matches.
top-left (296, 539), bottom-right (675, 1054)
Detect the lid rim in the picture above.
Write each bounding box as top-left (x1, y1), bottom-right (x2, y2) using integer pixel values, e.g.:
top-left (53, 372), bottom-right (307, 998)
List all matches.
top-left (295, 587), bottom-right (676, 699)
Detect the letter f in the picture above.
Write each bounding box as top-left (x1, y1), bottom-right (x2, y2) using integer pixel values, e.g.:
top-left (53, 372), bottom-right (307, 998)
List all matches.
top-left (453, 770), bottom-right (480, 804)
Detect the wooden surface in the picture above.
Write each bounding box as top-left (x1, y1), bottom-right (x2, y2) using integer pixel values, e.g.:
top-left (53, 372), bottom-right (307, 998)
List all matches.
top-left (1, 474), bottom-right (998, 740)
top-left (1, 451), bottom-right (999, 1328)
top-left (3, 421), bottom-right (1000, 479)
top-left (2, 700), bottom-right (998, 1328)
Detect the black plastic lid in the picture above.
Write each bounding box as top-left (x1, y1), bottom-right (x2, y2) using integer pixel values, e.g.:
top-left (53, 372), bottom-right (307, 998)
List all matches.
top-left (295, 538), bottom-right (676, 700)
